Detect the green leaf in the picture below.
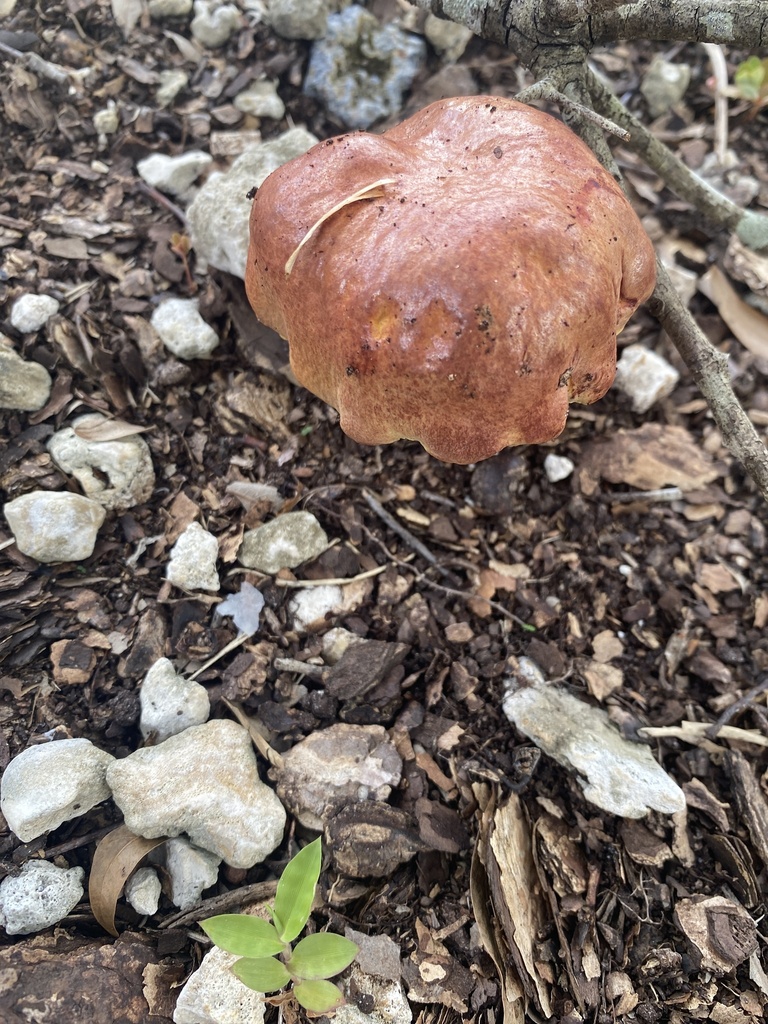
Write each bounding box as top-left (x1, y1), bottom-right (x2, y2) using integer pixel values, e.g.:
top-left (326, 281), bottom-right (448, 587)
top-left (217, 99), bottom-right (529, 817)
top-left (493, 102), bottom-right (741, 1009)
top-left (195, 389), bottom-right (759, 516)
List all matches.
top-left (272, 837), bottom-right (322, 943)
top-left (293, 980), bottom-right (346, 1014)
top-left (735, 56), bottom-right (768, 102)
top-left (201, 915), bottom-right (286, 958)
top-left (232, 956), bottom-right (292, 993)
top-left (288, 933), bottom-right (359, 981)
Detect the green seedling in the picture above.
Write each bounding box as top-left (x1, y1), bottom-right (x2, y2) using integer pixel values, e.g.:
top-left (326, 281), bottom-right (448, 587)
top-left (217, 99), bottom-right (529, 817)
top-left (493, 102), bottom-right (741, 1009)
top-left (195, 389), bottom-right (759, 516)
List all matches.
top-left (734, 56), bottom-right (768, 110)
top-left (201, 838), bottom-right (358, 1015)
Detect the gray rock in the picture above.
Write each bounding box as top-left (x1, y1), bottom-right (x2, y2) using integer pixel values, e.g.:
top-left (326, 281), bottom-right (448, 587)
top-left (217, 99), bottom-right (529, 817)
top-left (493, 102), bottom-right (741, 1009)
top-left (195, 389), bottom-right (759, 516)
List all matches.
top-left (304, 5), bottom-right (426, 129)
top-left (156, 69), bottom-right (189, 108)
top-left (0, 344), bottom-right (52, 411)
top-left (137, 151), bottom-right (212, 197)
top-left (233, 80), bottom-right (285, 120)
top-left (47, 413), bottom-right (155, 511)
top-left (268, 0), bottom-right (329, 40)
top-left (125, 866), bottom-right (162, 916)
top-left (9, 294), bottom-right (59, 333)
top-left (107, 719), bottom-right (287, 867)
top-left (640, 56), bottom-right (691, 118)
top-left (336, 959), bottom-right (412, 1024)
top-left (0, 738), bottom-right (115, 843)
top-left (187, 127), bottom-right (317, 278)
top-left (238, 511), bottom-right (329, 574)
top-left (502, 659), bottom-right (685, 818)
top-left (275, 724), bottom-right (402, 830)
top-left (3, 491), bottom-right (106, 563)
top-left (191, 0), bottom-right (240, 47)
top-left (151, 298), bottom-right (219, 360)
top-left (173, 945), bottom-right (266, 1024)
top-left (0, 861), bottom-right (85, 935)
top-left (165, 836), bottom-right (221, 911)
top-left (614, 344), bottom-right (680, 414)
top-left (167, 521), bottom-right (220, 592)
top-left (140, 657), bottom-right (210, 741)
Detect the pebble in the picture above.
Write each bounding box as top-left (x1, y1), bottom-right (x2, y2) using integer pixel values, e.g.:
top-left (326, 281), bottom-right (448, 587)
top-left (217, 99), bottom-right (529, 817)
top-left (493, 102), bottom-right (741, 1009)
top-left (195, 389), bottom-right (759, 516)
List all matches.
top-left (137, 151), bottom-right (212, 197)
top-left (0, 738), bottom-right (115, 843)
top-left (47, 413), bottom-right (155, 511)
top-left (187, 127), bottom-right (317, 278)
top-left (336, 958), bottom-right (412, 1024)
top-left (173, 945), bottom-right (266, 1024)
top-left (614, 344), bottom-right (680, 414)
top-left (502, 659), bottom-right (685, 818)
top-left (3, 491), bottom-right (106, 563)
top-left (93, 104), bottom-right (119, 134)
top-left (233, 80), bottom-right (285, 120)
top-left (424, 13), bottom-right (473, 62)
top-left (156, 69), bottom-right (189, 108)
top-left (268, 0), bottom-right (328, 39)
top-left (190, 0), bottom-right (240, 47)
top-left (0, 861), bottom-right (85, 936)
top-left (167, 521), bottom-right (221, 593)
top-left (322, 627), bottom-right (366, 665)
top-left (148, 0), bottom-right (192, 16)
top-left (238, 511), bottom-right (329, 574)
top-left (543, 453), bottom-right (575, 483)
top-left (9, 294), bottom-right (60, 333)
top-left (165, 836), bottom-right (221, 911)
top-left (151, 298), bottom-right (219, 360)
top-left (139, 657), bottom-right (210, 742)
top-left (288, 584), bottom-right (344, 632)
top-left (0, 344), bottom-right (52, 411)
top-left (107, 719), bottom-right (287, 868)
top-left (125, 866), bottom-right (162, 917)
top-left (274, 724), bottom-right (402, 830)
top-left (304, 5), bottom-right (426, 129)
top-left (165, 520), bottom-right (219, 593)
top-left (640, 56), bottom-right (691, 118)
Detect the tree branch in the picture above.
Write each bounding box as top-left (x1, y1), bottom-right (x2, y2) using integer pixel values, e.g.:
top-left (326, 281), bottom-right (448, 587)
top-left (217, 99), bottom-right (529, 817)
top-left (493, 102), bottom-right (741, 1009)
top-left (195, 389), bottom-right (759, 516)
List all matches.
top-left (648, 263), bottom-right (768, 501)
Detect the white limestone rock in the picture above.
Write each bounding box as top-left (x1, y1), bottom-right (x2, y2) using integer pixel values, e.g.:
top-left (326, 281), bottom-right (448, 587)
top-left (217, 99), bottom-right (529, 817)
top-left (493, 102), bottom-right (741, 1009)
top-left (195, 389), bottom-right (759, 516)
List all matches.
top-left (173, 944), bottom-right (266, 1024)
top-left (3, 491), bottom-right (106, 563)
top-left (275, 724), bottom-right (402, 830)
top-left (238, 511), bottom-right (329, 574)
top-left (47, 413), bottom-right (155, 511)
top-left (191, 0), bottom-right (240, 47)
top-left (543, 453), bottom-right (575, 483)
top-left (614, 344), bottom-right (680, 415)
top-left (640, 56), bottom-right (691, 118)
top-left (288, 584), bottom-right (344, 633)
top-left (187, 127), bottom-right (317, 278)
top-left (137, 151), bottom-right (212, 197)
top-left (167, 522), bottom-right (220, 592)
top-left (267, 0), bottom-right (329, 39)
top-left (0, 738), bottom-right (114, 843)
top-left (165, 837), bottom-right (221, 911)
top-left (156, 69), bottom-right (189, 107)
top-left (140, 657), bottom-right (210, 742)
top-left (107, 719), bottom-right (286, 868)
top-left (233, 80), bottom-right (285, 119)
top-left (9, 294), bottom-right (59, 333)
top-left (322, 627), bottom-right (366, 665)
top-left (0, 344), bottom-right (52, 411)
top-left (0, 860), bottom-right (85, 935)
top-left (502, 659), bottom-right (685, 819)
top-left (125, 866), bottom-right (162, 916)
top-left (149, 0), bottom-right (193, 17)
top-left (151, 298), bottom-right (219, 360)
top-left (93, 104), bottom-right (119, 134)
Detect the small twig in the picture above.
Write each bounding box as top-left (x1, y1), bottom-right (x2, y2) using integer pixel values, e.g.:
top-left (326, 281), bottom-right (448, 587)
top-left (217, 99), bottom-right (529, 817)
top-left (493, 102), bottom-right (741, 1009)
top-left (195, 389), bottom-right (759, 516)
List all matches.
top-left (516, 79), bottom-right (630, 141)
top-left (413, 570), bottom-right (535, 631)
top-left (273, 564), bottom-right (388, 589)
top-left (0, 38), bottom-right (72, 88)
top-left (706, 676), bottom-right (768, 740)
top-left (273, 657), bottom-right (327, 679)
top-left (134, 181), bottom-right (189, 228)
top-left (640, 721), bottom-right (768, 748)
top-left (187, 633), bottom-right (250, 681)
top-left (605, 487), bottom-right (684, 503)
top-left (703, 42), bottom-right (730, 166)
top-left (158, 879), bottom-right (278, 930)
top-left (362, 489), bottom-right (460, 584)
top-left (222, 697), bottom-right (285, 769)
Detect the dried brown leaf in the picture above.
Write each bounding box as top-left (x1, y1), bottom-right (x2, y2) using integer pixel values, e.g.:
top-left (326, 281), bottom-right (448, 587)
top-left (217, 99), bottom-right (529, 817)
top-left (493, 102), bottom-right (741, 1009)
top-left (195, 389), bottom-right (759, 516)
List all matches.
top-left (89, 824), bottom-right (167, 936)
top-left (698, 265), bottom-right (768, 360)
top-left (73, 419), bottom-right (149, 442)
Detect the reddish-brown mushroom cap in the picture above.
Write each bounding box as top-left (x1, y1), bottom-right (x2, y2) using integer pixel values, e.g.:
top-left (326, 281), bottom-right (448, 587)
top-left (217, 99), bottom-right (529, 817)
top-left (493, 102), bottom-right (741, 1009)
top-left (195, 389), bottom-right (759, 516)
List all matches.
top-left (245, 96), bottom-right (656, 464)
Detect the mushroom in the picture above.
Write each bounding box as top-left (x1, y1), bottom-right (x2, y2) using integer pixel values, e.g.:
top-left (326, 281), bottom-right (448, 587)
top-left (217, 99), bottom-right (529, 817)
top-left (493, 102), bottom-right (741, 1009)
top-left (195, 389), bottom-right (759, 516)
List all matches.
top-left (244, 96), bottom-right (656, 464)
